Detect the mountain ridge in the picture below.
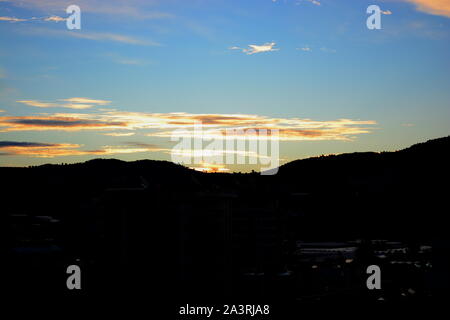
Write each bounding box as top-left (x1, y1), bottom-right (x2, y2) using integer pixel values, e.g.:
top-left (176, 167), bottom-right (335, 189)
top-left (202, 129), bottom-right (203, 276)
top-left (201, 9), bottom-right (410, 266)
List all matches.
top-left (2, 135), bottom-right (449, 174)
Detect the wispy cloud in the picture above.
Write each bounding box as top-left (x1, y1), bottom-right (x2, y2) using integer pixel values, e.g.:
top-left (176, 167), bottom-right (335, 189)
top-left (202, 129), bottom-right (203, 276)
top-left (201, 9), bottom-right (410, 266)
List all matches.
top-left (320, 47), bottom-right (337, 53)
top-left (0, 15), bottom-right (65, 23)
top-left (0, 141), bottom-right (80, 157)
top-left (381, 10), bottom-right (393, 15)
top-left (0, 116), bottom-right (127, 132)
top-left (60, 98), bottom-right (111, 105)
top-left (124, 142), bottom-right (160, 149)
top-left (59, 104), bottom-right (95, 110)
top-left (297, 46), bottom-right (312, 52)
top-left (0, 110), bottom-right (376, 141)
top-left (65, 31), bottom-right (161, 46)
top-left (17, 97), bottom-right (111, 109)
top-left (0, 140), bottom-right (162, 157)
top-left (17, 100), bottom-right (59, 108)
top-left (44, 16), bottom-right (66, 22)
top-left (305, 0), bottom-right (321, 6)
top-left (103, 53), bottom-right (150, 66)
top-left (275, 0), bottom-right (321, 6)
top-left (0, 16), bottom-right (27, 22)
top-left (0, 0), bottom-right (174, 20)
top-left (403, 0), bottom-right (450, 18)
top-left (22, 27), bottom-right (161, 46)
top-left (230, 42), bottom-right (279, 55)
top-left (103, 132), bottom-right (136, 137)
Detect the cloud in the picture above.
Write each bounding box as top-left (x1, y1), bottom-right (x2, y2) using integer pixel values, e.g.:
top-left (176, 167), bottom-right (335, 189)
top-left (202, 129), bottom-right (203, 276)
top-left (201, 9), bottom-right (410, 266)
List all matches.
top-left (103, 132), bottom-right (136, 137)
top-left (144, 113), bottom-right (376, 141)
top-left (60, 98), bottom-right (111, 105)
top-left (44, 16), bottom-right (66, 22)
top-left (230, 42), bottom-right (279, 55)
top-left (65, 32), bottom-right (161, 46)
top-left (0, 110), bottom-right (376, 141)
top-left (0, 15), bottom-right (66, 23)
top-left (0, 141), bottom-right (61, 148)
top-left (103, 53), bottom-right (150, 66)
top-left (0, 140), bottom-right (162, 158)
top-left (306, 0), bottom-right (321, 6)
top-left (293, 0), bottom-right (321, 6)
top-left (0, 141), bottom-right (80, 157)
top-left (154, 121), bottom-right (375, 142)
top-left (0, 16), bottom-right (27, 22)
top-left (0, 116), bottom-right (128, 132)
top-left (172, 148), bottom-right (272, 160)
top-left (298, 45), bottom-right (339, 53)
top-left (124, 142), bottom-right (160, 149)
top-left (320, 47), bottom-right (337, 53)
top-left (17, 97), bottom-right (111, 109)
top-left (403, 0), bottom-right (450, 18)
top-left (0, 0), bottom-right (173, 20)
top-left (57, 104), bottom-right (94, 110)
top-left (381, 10), bottom-right (393, 15)
top-left (93, 144), bottom-right (165, 156)
top-left (17, 100), bottom-right (59, 108)
top-left (21, 27), bottom-right (161, 46)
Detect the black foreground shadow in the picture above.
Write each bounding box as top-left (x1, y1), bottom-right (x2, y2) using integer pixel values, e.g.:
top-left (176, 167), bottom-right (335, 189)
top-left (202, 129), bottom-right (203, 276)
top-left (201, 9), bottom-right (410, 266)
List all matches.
top-left (1, 136), bottom-right (449, 310)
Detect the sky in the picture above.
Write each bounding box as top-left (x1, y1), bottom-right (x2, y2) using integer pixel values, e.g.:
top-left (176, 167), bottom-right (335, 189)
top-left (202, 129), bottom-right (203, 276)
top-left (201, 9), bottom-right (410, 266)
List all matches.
top-left (0, 0), bottom-right (449, 172)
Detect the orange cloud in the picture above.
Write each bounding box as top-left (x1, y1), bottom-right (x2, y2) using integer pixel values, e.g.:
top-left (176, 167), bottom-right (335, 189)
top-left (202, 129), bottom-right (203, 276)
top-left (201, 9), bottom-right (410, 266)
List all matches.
top-left (404, 0), bottom-right (450, 18)
top-left (0, 141), bottom-right (163, 158)
top-left (0, 141), bottom-right (82, 157)
top-left (17, 97), bottom-right (111, 109)
top-left (147, 117), bottom-right (376, 141)
top-left (60, 98), bottom-right (111, 105)
top-left (0, 111), bottom-right (376, 141)
top-left (0, 115), bottom-right (128, 132)
top-left (58, 104), bottom-right (94, 110)
top-left (0, 16), bottom-right (27, 22)
top-left (44, 16), bottom-right (66, 22)
top-left (17, 100), bottom-right (59, 108)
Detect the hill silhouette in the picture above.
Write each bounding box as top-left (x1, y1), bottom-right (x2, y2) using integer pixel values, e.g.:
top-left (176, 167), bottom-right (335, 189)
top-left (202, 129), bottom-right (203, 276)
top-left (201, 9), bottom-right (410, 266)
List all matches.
top-left (0, 135), bottom-right (447, 183)
top-left (1, 135), bottom-right (449, 234)
top-left (278, 135), bottom-right (449, 182)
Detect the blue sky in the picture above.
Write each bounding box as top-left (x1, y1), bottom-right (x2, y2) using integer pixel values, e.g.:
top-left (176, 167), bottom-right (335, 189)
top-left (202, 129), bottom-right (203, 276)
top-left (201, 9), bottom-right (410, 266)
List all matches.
top-left (1, 0), bottom-right (449, 171)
